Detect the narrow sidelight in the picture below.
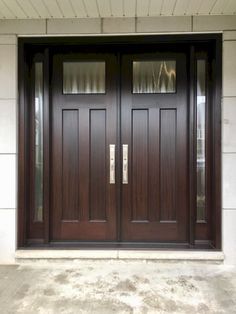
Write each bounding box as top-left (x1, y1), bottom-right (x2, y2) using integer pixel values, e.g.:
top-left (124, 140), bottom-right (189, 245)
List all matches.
top-left (34, 62), bottom-right (44, 222)
top-left (196, 60), bottom-right (206, 222)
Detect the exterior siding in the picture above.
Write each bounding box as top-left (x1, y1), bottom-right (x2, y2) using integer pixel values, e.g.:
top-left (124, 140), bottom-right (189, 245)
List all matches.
top-left (0, 16), bottom-right (235, 263)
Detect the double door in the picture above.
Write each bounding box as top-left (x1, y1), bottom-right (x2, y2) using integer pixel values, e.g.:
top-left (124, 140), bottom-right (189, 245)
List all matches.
top-left (51, 48), bottom-right (188, 243)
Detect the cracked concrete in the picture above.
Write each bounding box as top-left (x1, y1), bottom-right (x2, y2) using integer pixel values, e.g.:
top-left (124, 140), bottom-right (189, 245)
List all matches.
top-left (0, 261), bottom-right (236, 313)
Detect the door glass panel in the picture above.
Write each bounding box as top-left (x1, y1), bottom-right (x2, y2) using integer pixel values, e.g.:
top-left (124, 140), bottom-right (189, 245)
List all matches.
top-left (133, 61), bottom-right (176, 93)
top-left (63, 62), bottom-right (105, 94)
top-left (34, 62), bottom-right (43, 222)
top-left (196, 60), bottom-right (206, 221)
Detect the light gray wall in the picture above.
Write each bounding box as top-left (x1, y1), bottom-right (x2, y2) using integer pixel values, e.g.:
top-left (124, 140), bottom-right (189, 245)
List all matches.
top-left (0, 36), bottom-right (17, 263)
top-left (0, 15), bottom-right (236, 263)
top-left (222, 31), bottom-right (236, 264)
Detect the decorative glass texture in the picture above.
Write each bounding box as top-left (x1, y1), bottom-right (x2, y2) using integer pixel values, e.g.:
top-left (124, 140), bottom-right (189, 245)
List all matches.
top-left (196, 60), bottom-right (206, 221)
top-left (133, 61), bottom-right (176, 93)
top-left (34, 62), bottom-right (43, 222)
top-left (63, 62), bottom-right (105, 94)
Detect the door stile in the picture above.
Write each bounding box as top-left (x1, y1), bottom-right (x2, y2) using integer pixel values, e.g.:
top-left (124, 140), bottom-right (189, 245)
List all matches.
top-left (213, 37), bottom-right (222, 250)
top-left (189, 45), bottom-right (197, 247)
top-left (116, 52), bottom-right (122, 242)
top-left (18, 40), bottom-right (29, 247)
top-left (43, 48), bottom-right (50, 244)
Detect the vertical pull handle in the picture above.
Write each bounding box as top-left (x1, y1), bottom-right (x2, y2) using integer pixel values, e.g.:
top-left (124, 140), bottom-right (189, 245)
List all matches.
top-left (123, 144), bottom-right (128, 184)
top-left (109, 144), bottom-right (115, 184)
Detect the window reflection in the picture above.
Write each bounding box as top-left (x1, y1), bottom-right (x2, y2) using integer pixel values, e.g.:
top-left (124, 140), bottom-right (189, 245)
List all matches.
top-left (133, 61), bottom-right (176, 93)
top-left (63, 62), bottom-right (105, 94)
top-left (197, 60), bottom-right (206, 221)
top-left (34, 62), bottom-right (43, 222)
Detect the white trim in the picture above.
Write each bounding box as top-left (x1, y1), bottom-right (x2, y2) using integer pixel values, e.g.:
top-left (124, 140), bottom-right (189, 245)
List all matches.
top-left (17, 31), bottom-right (223, 38)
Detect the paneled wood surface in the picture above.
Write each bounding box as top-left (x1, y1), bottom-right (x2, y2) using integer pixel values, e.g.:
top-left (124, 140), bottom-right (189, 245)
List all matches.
top-left (51, 52), bottom-right (118, 240)
top-left (121, 52), bottom-right (188, 242)
top-left (51, 47), bottom-right (188, 242)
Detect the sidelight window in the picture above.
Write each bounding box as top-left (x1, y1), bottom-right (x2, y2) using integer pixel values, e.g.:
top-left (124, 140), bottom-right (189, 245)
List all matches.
top-left (63, 61), bottom-right (105, 94)
top-left (34, 62), bottom-right (44, 222)
top-left (196, 60), bottom-right (206, 222)
top-left (132, 60), bottom-right (176, 93)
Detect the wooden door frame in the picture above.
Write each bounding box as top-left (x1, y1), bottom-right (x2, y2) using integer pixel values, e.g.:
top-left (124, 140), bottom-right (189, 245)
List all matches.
top-left (18, 34), bottom-right (222, 249)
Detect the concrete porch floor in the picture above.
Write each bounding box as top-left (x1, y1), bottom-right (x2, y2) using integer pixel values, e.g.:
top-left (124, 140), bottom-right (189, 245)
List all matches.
top-left (0, 261), bottom-right (236, 314)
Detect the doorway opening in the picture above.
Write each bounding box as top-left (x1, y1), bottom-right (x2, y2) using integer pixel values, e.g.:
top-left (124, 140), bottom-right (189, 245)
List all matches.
top-left (18, 34), bottom-right (222, 249)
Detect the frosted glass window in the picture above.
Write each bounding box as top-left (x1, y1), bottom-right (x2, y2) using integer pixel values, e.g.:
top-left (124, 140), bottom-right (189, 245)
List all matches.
top-left (63, 62), bottom-right (105, 94)
top-left (196, 60), bottom-right (206, 222)
top-left (34, 62), bottom-right (43, 222)
top-left (133, 61), bottom-right (176, 93)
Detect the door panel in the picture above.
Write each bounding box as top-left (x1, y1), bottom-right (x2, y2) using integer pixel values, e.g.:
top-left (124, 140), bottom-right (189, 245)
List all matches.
top-left (131, 109), bottom-right (149, 221)
top-left (121, 52), bottom-right (188, 242)
top-left (90, 109), bottom-right (106, 221)
top-left (160, 108), bottom-right (177, 222)
top-left (51, 52), bottom-right (118, 241)
top-left (62, 109), bottom-right (79, 221)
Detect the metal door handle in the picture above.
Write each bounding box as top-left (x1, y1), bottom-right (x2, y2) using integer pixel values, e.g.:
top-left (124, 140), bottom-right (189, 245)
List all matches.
top-left (123, 144), bottom-right (128, 184)
top-left (109, 144), bottom-right (115, 184)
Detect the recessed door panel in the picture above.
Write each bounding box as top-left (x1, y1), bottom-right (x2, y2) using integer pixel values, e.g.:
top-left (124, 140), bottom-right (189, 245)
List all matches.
top-left (89, 109), bottom-right (107, 221)
top-left (160, 108), bottom-right (177, 222)
top-left (62, 109), bottom-right (79, 221)
top-left (131, 109), bottom-right (149, 221)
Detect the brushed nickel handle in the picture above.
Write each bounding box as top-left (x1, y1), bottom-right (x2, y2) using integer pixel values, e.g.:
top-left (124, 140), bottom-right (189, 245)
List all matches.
top-left (122, 144), bottom-right (128, 184)
top-left (109, 144), bottom-right (115, 184)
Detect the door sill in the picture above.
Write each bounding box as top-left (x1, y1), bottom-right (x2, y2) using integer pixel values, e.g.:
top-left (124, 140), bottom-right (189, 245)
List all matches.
top-left (15, 249), bottom-right (224, 262)
top-left (25, 240), bottom-right (214, 250)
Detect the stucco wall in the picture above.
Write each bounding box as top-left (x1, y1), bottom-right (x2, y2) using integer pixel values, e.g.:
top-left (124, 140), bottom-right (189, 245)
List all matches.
top-left (0, 15), bottom-right (236, 264)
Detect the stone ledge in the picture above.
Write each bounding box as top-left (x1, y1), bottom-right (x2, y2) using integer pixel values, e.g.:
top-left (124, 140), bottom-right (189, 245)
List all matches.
top-left (15, 249), bottom-right (224, 262)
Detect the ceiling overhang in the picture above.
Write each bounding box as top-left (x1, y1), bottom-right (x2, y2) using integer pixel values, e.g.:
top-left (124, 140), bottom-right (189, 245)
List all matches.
top-left (0, 0), bottom-right (235, 20)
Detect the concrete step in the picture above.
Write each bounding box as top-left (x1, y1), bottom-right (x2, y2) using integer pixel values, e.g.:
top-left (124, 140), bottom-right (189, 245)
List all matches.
top-left (15, 249), bottom-right (224, 263)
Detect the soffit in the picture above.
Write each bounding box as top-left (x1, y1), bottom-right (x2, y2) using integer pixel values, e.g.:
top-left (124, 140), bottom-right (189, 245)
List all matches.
top-left (0, 0), bottom-right (235, 19)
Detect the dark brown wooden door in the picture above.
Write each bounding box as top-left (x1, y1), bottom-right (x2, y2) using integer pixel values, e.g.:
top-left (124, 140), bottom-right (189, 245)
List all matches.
top-left (51, 49), bottom-right (188, 243)
top-left (51, 52), bottom-right (118, 241)
top-left (121, 52), bottom-right (188, 242)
